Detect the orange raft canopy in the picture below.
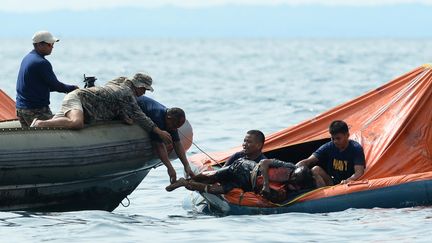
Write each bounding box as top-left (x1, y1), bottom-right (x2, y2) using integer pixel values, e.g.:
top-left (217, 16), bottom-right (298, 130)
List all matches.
top-left (189, 64), bottom-right (432, 213)
top-left (0, 89), bottom-right (17, 121)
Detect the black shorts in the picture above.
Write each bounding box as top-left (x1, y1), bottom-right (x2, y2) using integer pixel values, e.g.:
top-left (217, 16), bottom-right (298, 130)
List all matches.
top-left (214, 159), bottom-right (255, 193)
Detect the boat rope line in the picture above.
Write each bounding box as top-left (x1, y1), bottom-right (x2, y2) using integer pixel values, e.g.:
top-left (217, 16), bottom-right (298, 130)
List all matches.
top-left (178, 130), bottom-right (223, 167)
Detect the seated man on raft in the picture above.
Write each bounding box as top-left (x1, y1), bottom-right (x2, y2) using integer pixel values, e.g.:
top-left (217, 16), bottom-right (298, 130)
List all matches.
top-left (166, 158), bottom-right (318, 203)
top-left (223, 130), bottom-right (267, 167)
top-left (296, 120), bottom-right (365, 186)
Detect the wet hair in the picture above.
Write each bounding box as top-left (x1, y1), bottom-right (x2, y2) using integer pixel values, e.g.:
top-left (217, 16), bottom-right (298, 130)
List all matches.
top-left (292, 166), bottom-right (316, 190)
top-left (167, 107), bottom-right (186, 124)
top-left (329, 120), bottom-right (349, 136)
top-left (247, 130), bottom-right (265, 144)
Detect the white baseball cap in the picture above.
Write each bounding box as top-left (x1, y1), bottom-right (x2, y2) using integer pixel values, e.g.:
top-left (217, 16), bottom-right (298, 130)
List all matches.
top-left (32, 31), bottom-right (59, 44)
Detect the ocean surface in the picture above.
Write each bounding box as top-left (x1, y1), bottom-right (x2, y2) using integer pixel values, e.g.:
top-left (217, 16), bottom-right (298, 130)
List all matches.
top-left (1, 39), bottom-right (432, 242)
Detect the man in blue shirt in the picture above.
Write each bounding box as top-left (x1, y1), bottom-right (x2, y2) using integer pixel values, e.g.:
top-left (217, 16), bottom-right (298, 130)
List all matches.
top-left (297, 120), bottom-right (365, 186)
top-left (223, 130), bottom-right (267, 167)
top-left (137, 96), bottom-right (195, 184)
top-left (16, 31), bottom-right (78, 127)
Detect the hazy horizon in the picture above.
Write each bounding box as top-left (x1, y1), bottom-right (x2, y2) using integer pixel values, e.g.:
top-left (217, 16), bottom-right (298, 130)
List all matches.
top-left (1, 2), bottom-right (432, 38)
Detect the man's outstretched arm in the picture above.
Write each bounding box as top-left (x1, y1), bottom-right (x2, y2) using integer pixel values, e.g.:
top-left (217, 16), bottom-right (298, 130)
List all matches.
top-left (341, 147), bottom-right (366, 184)
top-left (173, 141), bottom-right (195, 178)
top-left (126, 97), bottom-right (173, 145)
top-left (341, 165), bottom-right (365, 184)
top-left (154, 142), bottom-right (177, 184)
top-left (296, 154), bottom-right (319, 168)
top-left (258, 159), bottom-right (273, 195)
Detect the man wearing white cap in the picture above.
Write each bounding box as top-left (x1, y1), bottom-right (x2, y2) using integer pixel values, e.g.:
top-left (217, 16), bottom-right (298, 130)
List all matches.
top-left (16, 30), bottom-right (78, 127)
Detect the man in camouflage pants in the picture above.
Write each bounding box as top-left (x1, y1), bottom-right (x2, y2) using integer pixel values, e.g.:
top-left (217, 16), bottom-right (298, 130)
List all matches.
top-left (16, 107), bottom-right (54, 127)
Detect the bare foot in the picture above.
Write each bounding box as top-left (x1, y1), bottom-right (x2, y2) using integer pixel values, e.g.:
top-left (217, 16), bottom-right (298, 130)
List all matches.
top-left (165, 178), bottom-right (187, 192)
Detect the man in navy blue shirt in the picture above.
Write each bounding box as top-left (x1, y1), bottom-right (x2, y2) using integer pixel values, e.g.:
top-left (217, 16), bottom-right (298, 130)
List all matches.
top-left (223, 130), bottom-right (267, 167)
top-left (297, 120), bottom-right (365, 186)
top-left (16, 31), bottom-right (78, 127)
top-left (137, 96), bottom-right (195, 184)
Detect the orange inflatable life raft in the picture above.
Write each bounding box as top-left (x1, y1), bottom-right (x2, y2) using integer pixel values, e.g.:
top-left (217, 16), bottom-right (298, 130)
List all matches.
top-left (189, 64), bottom-right (432, 215)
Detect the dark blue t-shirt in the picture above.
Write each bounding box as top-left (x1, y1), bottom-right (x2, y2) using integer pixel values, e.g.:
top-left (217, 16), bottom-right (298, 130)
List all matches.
top-left (136, 96), bottom-right (180, 142)
top-left (224, 151), bottom-right (267, 167)
top-left (16, 50), bottom-right (76, 109)
top-left (313, 140), bottom-right (365, 184)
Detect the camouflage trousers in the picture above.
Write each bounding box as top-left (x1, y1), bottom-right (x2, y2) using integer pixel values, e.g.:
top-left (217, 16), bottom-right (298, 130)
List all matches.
top-left (16, 106), bottom-right (53, 127)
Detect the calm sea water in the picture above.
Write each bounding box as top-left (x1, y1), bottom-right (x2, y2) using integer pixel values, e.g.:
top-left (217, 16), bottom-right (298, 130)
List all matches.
top-left (1, 39), bottom-right (432, 242)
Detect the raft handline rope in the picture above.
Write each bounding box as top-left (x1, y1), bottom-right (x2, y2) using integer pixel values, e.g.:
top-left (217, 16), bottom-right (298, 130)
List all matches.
top-left (178, 129), bottom-right (223, 167)
top-left (270, 186), bottom-right (331, 207)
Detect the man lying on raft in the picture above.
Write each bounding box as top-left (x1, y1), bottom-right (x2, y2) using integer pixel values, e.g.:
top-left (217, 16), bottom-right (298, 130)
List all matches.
top-left (166, 158), bottom-right (321, 203)
top-left (31, 73), bottom-right (196, 184)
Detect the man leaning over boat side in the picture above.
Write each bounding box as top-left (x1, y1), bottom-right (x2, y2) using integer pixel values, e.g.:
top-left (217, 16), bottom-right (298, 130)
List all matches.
top-left (16, 30), bottom-right (78, 127)
top-left (296, 120), bottom-right (366, 186)
top-left (166, 158), bottom-right (317, 203)
top-left (31, 73), bottom-right (173, 145)
top-left (136, 96), bottom-right (195, 184)
top-left (223, 130), bottom-right (267, 167)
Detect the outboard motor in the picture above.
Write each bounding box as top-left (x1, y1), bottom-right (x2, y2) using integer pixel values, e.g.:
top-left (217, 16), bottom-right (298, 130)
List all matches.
top-left (83, 74), bottom-right (97, 88)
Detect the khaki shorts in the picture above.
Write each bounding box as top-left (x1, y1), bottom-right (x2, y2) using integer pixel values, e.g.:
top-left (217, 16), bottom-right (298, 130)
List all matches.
top-left (54, 90), bottom-right (83, 118)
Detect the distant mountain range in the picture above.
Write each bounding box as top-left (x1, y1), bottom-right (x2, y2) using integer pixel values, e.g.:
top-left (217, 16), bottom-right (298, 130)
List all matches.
top-left (1, 4), bottom-right (431, 38)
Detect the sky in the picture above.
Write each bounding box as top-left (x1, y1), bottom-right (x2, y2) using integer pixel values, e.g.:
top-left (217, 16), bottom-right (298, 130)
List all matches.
top-left (1, 0), bottom-right (432, 38)
top-left (2, 0), bottom-right (432, 12)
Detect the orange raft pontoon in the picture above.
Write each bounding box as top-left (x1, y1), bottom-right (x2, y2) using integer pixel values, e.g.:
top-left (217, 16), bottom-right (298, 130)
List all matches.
top-left (0, 89), bottom-right (17, 120)
top-left (189, 64), bottom-right (432, 215)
